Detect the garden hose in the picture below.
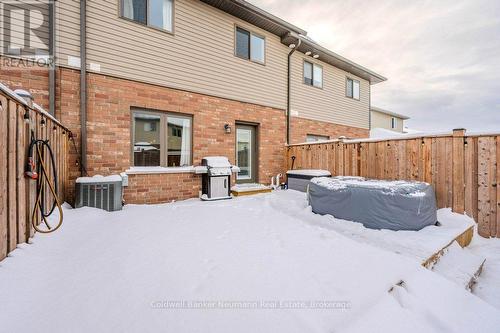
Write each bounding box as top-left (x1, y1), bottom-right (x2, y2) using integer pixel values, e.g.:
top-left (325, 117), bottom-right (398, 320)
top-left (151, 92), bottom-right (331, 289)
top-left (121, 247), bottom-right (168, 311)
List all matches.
top-left (27, 133), bottom-right (63, 233)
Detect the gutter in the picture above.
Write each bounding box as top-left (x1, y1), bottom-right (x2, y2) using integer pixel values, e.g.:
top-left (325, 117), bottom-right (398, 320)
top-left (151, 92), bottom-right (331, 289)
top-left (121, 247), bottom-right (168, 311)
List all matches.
top-left (286, 37), bottom-right (301, 145)
top-left (80, 0), bottom-right (87, 176)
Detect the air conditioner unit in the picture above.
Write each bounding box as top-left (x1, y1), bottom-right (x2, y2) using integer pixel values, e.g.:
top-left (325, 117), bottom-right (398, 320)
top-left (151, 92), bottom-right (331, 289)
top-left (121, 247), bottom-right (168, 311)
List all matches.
top-left (75, 175), bottom-right (123, 211)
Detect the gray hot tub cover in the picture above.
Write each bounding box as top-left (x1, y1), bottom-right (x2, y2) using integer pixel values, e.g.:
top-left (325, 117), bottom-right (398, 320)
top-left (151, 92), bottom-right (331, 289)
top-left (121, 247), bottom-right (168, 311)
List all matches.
top-left (308, 176), bottom-right (438, 231)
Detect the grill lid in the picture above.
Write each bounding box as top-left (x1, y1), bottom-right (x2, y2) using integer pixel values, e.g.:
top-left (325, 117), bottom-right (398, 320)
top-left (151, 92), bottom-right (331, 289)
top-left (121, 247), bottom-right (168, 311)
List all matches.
top-left (202, 156), bottom-right (232, 176)
top-left (202, 156), bottom-right (231, 168)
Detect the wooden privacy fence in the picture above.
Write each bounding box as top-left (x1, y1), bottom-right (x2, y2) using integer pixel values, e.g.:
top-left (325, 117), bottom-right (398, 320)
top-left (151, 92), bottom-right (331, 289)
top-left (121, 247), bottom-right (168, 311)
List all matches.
top-left (287, 129), bottom-right (500, 238)
top-left (0, 85), bottom-right (71, 261)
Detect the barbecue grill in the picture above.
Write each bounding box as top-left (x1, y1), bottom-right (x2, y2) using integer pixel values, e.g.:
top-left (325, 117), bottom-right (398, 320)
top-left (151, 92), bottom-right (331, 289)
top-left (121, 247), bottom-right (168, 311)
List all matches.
top-left (197, 157), bottom-right (239, 201)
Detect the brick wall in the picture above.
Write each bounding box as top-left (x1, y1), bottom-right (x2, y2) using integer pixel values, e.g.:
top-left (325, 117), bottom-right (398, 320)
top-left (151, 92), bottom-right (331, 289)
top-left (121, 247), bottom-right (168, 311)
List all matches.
top-left (56, 69), bottom-right (288, 204)
top-left (125, 173), bottom-right (201, 204)
top-left (0, 56), bottom-right (50, 110)
top-left (1, 62), bottom-right (371, 204)
top-left (290, 116), bottom-right (369, 144)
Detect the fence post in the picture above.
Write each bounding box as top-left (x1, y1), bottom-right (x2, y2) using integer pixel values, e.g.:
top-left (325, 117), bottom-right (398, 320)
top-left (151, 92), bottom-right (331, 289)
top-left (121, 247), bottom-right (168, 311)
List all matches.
top-left (339, 136), bottom-right (346, 176)
top-left (452, 128), bottom-right (466, 214)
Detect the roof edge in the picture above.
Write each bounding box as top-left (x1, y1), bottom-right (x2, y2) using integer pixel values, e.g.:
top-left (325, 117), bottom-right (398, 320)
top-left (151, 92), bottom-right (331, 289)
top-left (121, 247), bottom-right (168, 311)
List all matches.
top-left (371, 106), bottom-right (410, 120)
top-left (230, 0), bottom-right (307, 35)
top-left (284, 33), bottom-right (387, 84)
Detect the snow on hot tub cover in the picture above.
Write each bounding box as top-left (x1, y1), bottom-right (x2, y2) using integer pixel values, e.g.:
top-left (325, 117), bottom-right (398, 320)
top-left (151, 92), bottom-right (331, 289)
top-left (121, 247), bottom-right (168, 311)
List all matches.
top-left (308, 176), bottom-right (438, 231)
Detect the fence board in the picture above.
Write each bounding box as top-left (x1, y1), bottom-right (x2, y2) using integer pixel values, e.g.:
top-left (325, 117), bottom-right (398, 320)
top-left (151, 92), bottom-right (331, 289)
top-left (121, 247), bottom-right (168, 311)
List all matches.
top-left (407, 139), bottom-right (419, 180)
top-left (464, 137), bottom-right (478, 221)
top-left (8, 100), bottom-right (18, 252)
top-left (376, 142), bottom-right (385, 179)
top-left (16, 105), bottom-right (27, 244)
top-left (497, 136), bottom-right (500, 238)
top-left (28, 110), bottom-right (36, 238)
top-left (385, 141), bottom-right (395, 180)
top-left (0, 96), bottom-right (8, 260)
top-left (489, 138), bottom-right (497, 237)
top-left (475, 137), bottom-right (490, 237)
top-left (359, 143), bottom-right (367, 177)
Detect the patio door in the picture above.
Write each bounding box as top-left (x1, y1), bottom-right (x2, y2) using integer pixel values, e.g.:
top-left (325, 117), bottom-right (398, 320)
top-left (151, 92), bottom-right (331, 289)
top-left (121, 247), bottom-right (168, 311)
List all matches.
top-left (236, 124), bottom-right (257, 183)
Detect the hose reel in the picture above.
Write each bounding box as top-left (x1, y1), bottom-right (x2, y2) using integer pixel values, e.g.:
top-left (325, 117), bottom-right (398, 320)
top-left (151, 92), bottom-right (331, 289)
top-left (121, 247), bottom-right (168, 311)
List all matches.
top-left (26, 131), bottom-right (63, 234)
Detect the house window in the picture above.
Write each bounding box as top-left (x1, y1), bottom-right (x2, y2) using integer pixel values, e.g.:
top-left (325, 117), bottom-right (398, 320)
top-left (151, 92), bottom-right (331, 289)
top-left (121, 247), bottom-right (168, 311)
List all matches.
top-left (391, 117), bottom-right (397, 129)
top-left (132, 110), bottom-right (192, 167)
top-left (235, 27), bottom-right (265, 63)
top-left (306, 134), bottom-right (329, 142)
top-left (346, 78), bottom-right (360, 100)
top-left (122, 0), bottom-right (173, 32)
top-left (303, 61), bottom-right (323, 88)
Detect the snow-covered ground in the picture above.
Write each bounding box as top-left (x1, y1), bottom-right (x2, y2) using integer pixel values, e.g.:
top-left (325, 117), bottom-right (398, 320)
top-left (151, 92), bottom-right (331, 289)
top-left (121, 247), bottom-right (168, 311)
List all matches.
top-left (1, 191), bottom-right (499, 332)
top-left (469, 236), bottom-right (500, 309)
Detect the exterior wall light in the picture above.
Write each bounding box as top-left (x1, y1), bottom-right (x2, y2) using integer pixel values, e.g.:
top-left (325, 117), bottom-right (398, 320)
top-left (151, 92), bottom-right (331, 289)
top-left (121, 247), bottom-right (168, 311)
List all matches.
top-left (313, 54), bottom-right (319, 59)
top-left (23, 108), bottom-right (30, 123)
top-left (224, 124), bottom-right (232, 134)
top-left (288, 43), bottom-right (296, 49)
top-left (305, 51), bottom-right (312, 56)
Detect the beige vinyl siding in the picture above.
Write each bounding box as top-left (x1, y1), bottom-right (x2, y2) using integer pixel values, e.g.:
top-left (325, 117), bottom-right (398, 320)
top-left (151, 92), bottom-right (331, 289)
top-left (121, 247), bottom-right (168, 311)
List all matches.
top-left (371, 110), bottom-right (404, 132)
top-left (1, 0), bottom-right (50, 56)
top-left (290, 54), bottom-right (370, 129)
top-left (54, 0), bottom-right (370, 129)
top-left (55, 0), bottom-right (80, 63)
top-left (55, 0), bottom-right (289, 110)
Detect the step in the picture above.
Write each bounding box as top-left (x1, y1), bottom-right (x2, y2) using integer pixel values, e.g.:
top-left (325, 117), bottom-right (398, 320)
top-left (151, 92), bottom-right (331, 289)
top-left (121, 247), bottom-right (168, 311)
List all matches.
top-left (421, 225), bottom-right (474, 268)
top-left (231, 184), bottom-right (272, 197)
top-left (431, 241), bottom-right (486, 291)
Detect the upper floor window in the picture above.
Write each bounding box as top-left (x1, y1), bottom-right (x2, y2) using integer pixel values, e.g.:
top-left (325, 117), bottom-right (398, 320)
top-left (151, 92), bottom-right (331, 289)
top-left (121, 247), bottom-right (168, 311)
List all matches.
top-left (303, 61), bottom-right (323, 88)
top-left (235, 27), bottom-right (265, 63)
top-left (391, 117), bottom-right (397, 129)
top-left (346, 77), bottom-right (360, 100)
top-left (122, 0), bottom-right (173, 32)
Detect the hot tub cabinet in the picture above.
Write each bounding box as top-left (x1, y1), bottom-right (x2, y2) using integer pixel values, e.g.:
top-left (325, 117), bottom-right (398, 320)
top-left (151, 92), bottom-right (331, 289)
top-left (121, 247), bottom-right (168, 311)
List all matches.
top-left (286, 170), bottom-right (331, 192)
top-left (308, 177), bottom-right (438, 231)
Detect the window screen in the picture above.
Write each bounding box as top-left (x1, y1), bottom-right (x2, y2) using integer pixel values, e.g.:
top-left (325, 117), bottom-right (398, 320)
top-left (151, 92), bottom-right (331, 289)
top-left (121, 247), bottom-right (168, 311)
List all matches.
top-left (304, 61), bottom-right (313, 86)
top-left (236, 28), bottom-right (250, 59)
top-left (346, 78), bottom-right (353, 98)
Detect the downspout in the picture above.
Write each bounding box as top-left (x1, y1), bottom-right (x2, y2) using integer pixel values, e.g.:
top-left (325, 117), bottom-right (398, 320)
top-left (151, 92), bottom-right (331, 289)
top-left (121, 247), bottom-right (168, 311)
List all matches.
top-left (368, 84), bottom-right (371, 131)
top-left (286, 37), bottom-right (301, 145)
top-left (80, 0), bottom-right (87, 176)
top-left (48, 0), bottom-right (55, 116)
